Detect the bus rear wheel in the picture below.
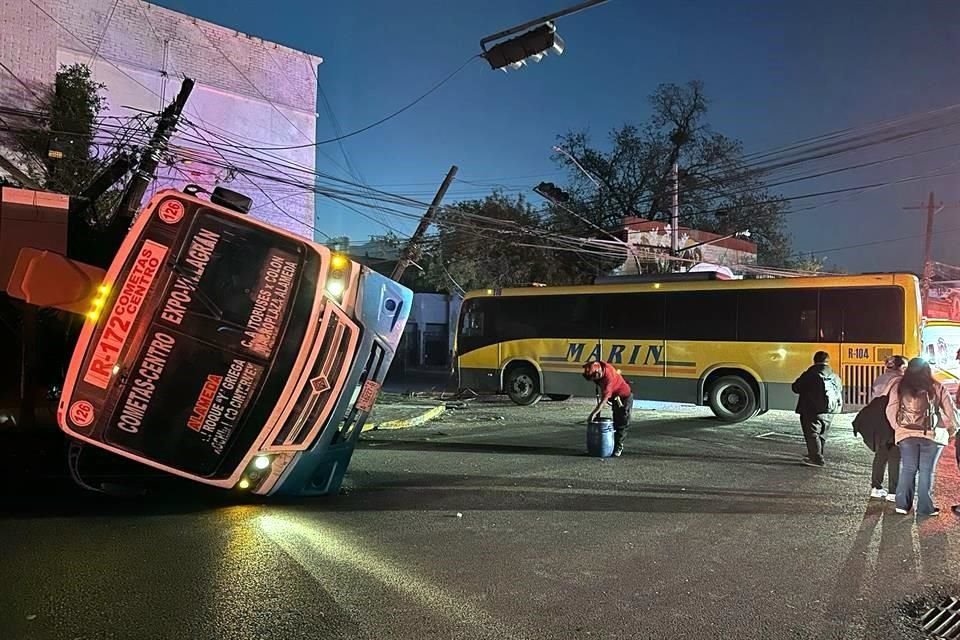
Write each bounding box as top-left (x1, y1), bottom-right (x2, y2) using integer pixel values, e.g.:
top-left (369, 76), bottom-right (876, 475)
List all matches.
top-left (708, 375), bottom-right (758, 423)
top-left (505, 366), bottom-right (542, 406)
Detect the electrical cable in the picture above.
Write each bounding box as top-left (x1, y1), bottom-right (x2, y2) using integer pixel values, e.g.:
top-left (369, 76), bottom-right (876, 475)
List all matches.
top-left (193, 55), bottom-right (481, 150)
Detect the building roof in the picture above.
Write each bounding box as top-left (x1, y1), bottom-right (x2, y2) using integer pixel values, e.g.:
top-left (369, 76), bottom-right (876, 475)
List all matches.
top-left (623, 216), bottom-right (757, 254)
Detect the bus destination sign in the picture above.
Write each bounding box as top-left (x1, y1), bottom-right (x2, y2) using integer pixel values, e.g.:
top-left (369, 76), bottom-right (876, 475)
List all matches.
top-left (84, 239), bottom-right (168, 390)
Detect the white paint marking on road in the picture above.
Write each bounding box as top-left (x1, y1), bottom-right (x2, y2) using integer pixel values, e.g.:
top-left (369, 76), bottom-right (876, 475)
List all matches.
top-left (754, 431), bottom-right (806, 442)
top-left (258, 513), bottom-right (526, 640)
top-left (911, 523), bottom-right (923, 580)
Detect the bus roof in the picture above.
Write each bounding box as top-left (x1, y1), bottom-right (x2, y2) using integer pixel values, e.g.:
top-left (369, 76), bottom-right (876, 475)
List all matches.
top-left (463, 272), bottom-right (920, 300)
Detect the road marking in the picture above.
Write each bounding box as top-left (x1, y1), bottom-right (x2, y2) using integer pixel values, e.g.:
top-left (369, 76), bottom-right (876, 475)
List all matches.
top-left (258, 513), bottom-right (526, 639)
top-left (754, 431), bottom-right (806, 441)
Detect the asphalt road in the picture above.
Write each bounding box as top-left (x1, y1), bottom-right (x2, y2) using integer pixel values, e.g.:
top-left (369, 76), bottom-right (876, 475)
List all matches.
top-left (2, 397), bottom-right (960, 639)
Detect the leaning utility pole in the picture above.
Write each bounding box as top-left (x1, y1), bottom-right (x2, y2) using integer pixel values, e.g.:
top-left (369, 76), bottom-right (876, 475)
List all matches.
top-left (111, 78), bottom-right (195, 224)
top-left (392, 165), bottom-right (458, 281)
top-left (904, 192), bottom-right (943, 311)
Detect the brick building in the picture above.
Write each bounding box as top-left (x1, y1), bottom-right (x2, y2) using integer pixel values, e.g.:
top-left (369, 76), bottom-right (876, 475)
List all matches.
top-left (0, 0), bottom-right (321, 236)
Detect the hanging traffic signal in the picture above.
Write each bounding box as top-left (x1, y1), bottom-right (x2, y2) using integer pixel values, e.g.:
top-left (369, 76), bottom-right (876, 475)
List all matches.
top-left (534, 182), bottom-right (571, 203)
top-left (482, 22), bottom-right (565, 71)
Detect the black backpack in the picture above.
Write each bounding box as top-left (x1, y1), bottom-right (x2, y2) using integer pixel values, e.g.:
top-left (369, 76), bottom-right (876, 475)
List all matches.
top-left (852, 395), bottom-right (893, 452)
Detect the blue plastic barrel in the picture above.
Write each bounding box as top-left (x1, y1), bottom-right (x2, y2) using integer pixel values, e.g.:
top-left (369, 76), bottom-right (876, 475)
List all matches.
top-left (587, 417), bottom-right (615, 458)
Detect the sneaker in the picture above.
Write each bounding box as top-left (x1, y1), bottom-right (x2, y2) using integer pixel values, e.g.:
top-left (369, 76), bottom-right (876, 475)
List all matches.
top-left (921, 509), bottom-right (941, 517)
top-left (952, 505), bottom-right (960, 515)
top-left (801, 457), bottom-right (825, 467)
top-left (895, 508), bottom-right (910, 515)
top-left (612, 444), bottom-right (623, 458)
top-left (885, 493), bottom-right (897, 503)
top-left (870, 488), bottom-right (887, 499)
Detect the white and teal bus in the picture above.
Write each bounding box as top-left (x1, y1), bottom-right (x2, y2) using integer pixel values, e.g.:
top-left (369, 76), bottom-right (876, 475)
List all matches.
top-left (58, 190), bottom-right (411, 496)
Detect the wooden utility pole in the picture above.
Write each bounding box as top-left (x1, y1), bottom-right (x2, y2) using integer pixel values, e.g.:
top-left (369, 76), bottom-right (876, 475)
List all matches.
top-left (392, 165), bottom-right (458, 281)
top-left (904, 192), bottom-right (944, 310)
top-left (112, 78), bottom-right (194, 224)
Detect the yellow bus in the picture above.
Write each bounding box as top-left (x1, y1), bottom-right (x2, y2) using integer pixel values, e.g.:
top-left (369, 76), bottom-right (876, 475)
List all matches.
top-left (454, 272), bottom-right (922, 422)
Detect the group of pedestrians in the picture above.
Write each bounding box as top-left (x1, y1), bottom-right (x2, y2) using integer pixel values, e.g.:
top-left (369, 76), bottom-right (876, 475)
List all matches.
top-left (584, 352), bottom-right (959, 517)
top-left (794, 352), bottom-right (960, 517)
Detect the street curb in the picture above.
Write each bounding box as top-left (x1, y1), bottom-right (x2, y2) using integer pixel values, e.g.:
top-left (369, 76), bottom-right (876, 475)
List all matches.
top-left (362, 403), bottom-right (446, 432)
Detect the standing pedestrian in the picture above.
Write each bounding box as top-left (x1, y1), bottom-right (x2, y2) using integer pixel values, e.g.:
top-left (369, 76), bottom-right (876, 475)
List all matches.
top-left (884, 358), bottom-right (957, 516)
top-left (583, 361), bottom-right (633, 457)
top-left (857, 356), bottom-right (907, 501)
top-left (792, 351), bottom-right (844, 467)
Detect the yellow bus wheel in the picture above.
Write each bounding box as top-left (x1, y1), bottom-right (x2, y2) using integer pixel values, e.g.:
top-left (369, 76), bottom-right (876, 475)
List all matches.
top-left (505, 365), bottom-right (542, 406)
top-left (707, 375), bottom-right (758, 423)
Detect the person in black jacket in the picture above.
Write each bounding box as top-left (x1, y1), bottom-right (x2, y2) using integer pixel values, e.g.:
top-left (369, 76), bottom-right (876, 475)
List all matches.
top-left (792, 351), bottom-right (843, 467)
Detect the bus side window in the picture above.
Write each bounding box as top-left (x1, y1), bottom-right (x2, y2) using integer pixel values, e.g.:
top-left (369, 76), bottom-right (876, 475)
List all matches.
top-left (738, 289), bottom-right (818, 342)
top-left (819, 287), bottom-right (904, 344)
top-left (819, 290), bottom-right (844, 342)
top-left (462, 302), bottom-right (485, 337)
top-left (600, 292), bottom-right (665, 339)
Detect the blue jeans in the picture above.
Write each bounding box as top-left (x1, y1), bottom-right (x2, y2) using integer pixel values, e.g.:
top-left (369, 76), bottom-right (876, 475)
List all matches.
top-left (896, 437), bottom-right (944, 515)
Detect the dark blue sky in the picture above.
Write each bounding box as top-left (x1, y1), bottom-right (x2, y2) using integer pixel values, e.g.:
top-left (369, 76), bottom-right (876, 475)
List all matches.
top-left (155, 0), bottom-right (960, 272)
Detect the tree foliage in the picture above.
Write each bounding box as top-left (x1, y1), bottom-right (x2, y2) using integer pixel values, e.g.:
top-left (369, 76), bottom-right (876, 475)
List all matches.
top-left (553, 81), bottom-right (793, 266)
top-left (419, 193), bottom-right (598, 294)
top-left (421, 82), bottom-right (802, 291)
top-left (3, 64), bottom-right (129, 266)
top-left (10, 64), bottom-right (107, 197)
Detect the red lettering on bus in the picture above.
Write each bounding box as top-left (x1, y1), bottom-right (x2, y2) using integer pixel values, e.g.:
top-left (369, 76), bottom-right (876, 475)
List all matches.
top-left (187, 374), bottom-right (223, 432)
top-left (84, 240), bottom-right (168, 389)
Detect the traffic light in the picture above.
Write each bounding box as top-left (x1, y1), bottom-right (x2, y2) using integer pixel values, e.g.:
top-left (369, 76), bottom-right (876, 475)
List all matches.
top-left (535, 182), bottom-right (571, 203)
top-left (482, 22), bottom-right (565, 71)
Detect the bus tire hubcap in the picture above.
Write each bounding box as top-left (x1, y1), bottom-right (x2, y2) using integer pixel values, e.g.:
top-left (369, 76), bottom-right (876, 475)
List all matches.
top-left (513, 375), bottom-right (533, 397)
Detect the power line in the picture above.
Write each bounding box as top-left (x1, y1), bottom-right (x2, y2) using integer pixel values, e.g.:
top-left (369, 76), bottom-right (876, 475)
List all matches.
top-left (195, 55), bottom-right (480, 151)
top-left (192, 20), bottom-right (314, 145)
top-left (88, 0), bottom-right (120, 68)
top-left (0, 61), bottom-right (44, 103)
top-left (27, 0), bottom-right (162, 100)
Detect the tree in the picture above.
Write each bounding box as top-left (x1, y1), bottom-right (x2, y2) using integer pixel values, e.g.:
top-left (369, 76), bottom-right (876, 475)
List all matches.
top-left (420, 193), bottom-right (598, 293)
top-left (3, 64), bottom-right (129, 267)
top-left (9, 64), bottom-right (108, 199)
top-left (553, 81), bottom-right (794, 266)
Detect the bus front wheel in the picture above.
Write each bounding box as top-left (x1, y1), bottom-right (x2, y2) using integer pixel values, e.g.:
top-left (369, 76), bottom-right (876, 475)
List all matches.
top-left (708, 376), bottom-right (758, 423)
top-left (505, 366), bottom-right (542, 406)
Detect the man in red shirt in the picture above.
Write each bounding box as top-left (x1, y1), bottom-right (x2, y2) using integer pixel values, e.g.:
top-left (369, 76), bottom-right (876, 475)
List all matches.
top-left (583, 361), bottom-right (634, 457)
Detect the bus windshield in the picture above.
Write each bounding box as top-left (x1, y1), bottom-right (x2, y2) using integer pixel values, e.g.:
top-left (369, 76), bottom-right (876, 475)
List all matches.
top-left (79, 205), bottom-right (318, 478)
top-left (923, 321), bottom-right (960, 378)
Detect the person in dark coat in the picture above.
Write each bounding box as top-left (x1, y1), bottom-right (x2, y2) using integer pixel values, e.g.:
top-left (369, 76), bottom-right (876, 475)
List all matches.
top-left (792, 351), bottom-right (843, 467)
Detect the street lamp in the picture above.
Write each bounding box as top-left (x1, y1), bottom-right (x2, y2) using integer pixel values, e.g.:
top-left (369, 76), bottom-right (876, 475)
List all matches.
top-left (480, 0), bottom-right (610, 72)
top-left (552, 145), bottom-right (602, 189)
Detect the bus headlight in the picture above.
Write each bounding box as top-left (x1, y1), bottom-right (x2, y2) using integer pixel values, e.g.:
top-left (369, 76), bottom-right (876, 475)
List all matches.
top-left (327, 254), bottom-right (350, 299)
top-left (253, 455), bottom-right (271, 470)
top-left (238, 479), bottom-right (251, 490)
top-left (326, 279), bottom-right (345, 297)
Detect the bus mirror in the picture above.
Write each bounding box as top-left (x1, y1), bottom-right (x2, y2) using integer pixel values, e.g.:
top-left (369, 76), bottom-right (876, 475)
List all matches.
top-left (5, 248), bottom-right (105, 314)
top-left (211, 187), bottom-right (252, 214)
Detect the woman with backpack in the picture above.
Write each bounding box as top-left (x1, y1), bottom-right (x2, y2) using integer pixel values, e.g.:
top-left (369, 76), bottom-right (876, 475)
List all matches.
top-left (882, 358), bottom-right (957, 516)
top-left (852, 355), bottom-right (908, 502)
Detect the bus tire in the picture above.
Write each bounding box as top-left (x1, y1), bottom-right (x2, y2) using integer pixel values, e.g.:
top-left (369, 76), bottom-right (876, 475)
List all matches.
top-left (707, 375), bottom-right (758, 423)
top-left (505, 365), bottom-right (542, 406)
top-left (548, 394), bottom-right (572, 402)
